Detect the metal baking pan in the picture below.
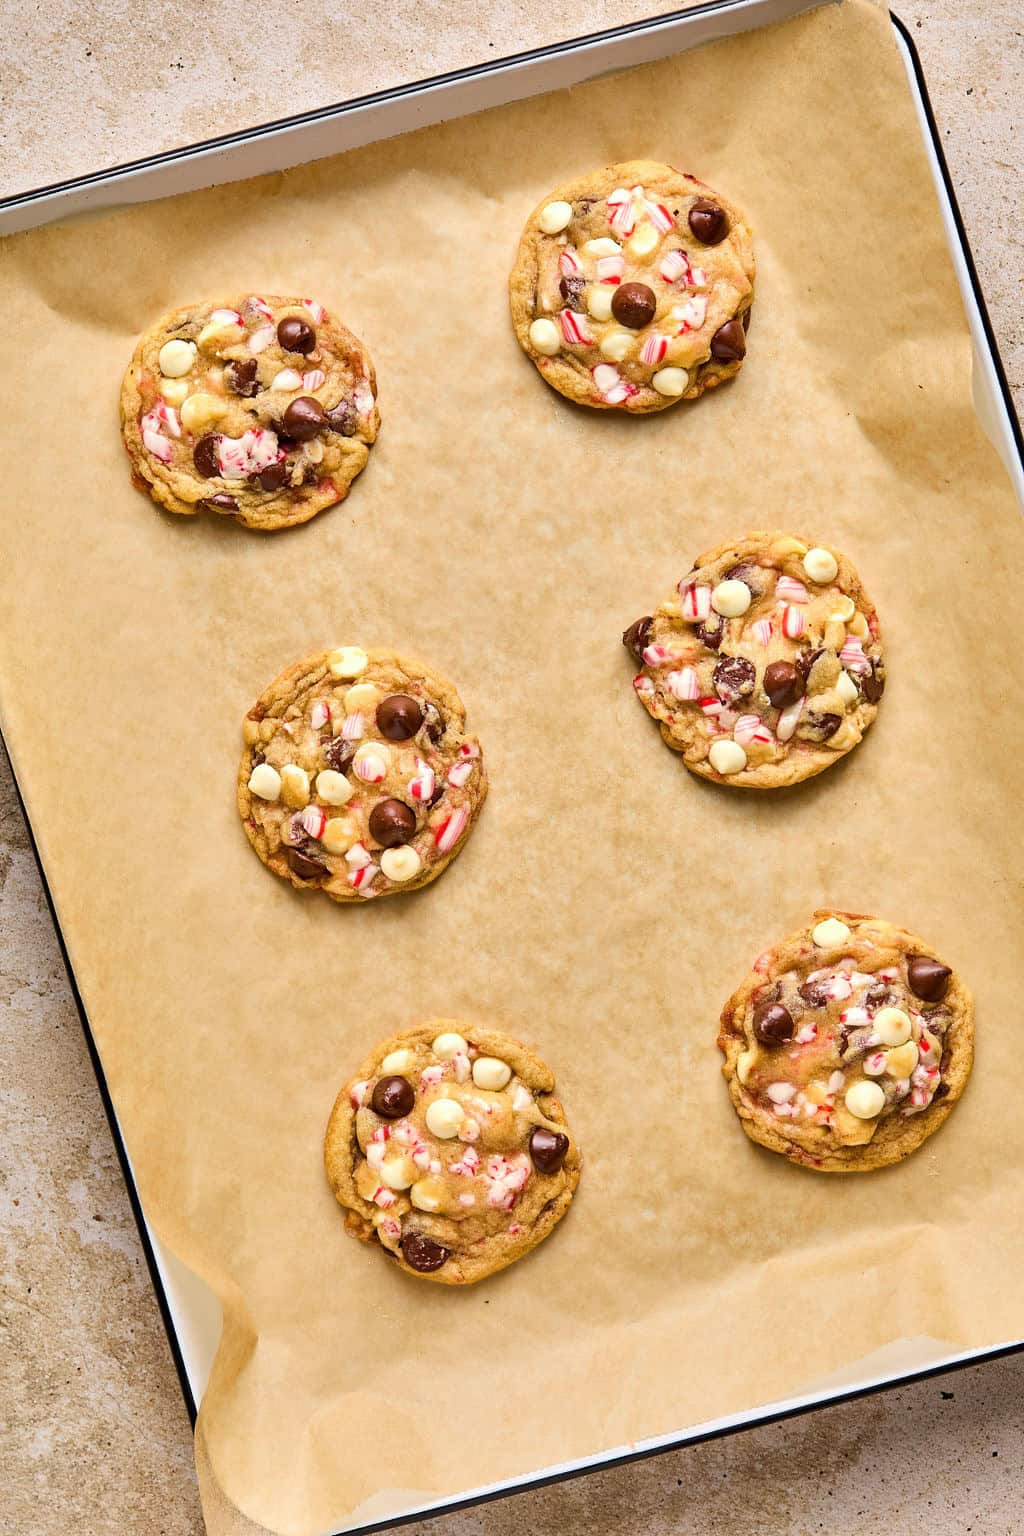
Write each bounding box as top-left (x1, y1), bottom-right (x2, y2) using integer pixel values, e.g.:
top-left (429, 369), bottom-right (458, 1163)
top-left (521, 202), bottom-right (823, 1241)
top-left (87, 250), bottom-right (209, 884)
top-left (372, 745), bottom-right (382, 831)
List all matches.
top-left (3, 3), bottom-right (1021, 1531)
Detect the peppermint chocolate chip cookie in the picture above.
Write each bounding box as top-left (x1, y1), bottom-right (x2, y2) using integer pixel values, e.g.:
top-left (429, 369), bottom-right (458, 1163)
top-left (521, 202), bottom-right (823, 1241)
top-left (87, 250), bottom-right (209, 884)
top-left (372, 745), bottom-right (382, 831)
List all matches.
top-left (624, 532), bottom-right (884, 789)
top-left (718, 912), bottom-right (973, 1172)
top-left (325, 1022), bottom-right (580, 1284)
top-left (238, 648), bottom-right (486, 901)
top-left (509, 160), bottom-right (754, 412)
top-left (121, 295), bottom-right (378, 530)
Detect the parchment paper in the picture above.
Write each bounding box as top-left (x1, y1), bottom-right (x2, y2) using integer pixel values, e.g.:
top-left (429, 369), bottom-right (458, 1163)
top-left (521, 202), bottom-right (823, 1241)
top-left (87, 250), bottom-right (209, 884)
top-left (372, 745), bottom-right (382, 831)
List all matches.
top-left (2, 3), bottom-right (1023, 1533)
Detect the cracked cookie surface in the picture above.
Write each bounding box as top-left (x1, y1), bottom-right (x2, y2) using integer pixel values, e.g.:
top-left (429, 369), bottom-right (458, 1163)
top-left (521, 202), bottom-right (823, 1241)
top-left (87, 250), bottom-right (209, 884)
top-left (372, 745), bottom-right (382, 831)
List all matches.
top-left (324, 1022), bottom-right (581, 1284)
top-left (624, 531), bottom-right (884, 789)
top-left (121, 293), bottom-right (378, 530)
top-left (718, 911), bottom-right (973, 1172)
top-left (238, 648), bottom-right (486, 902)
top-left (509, 159), bottom-right (754, 412)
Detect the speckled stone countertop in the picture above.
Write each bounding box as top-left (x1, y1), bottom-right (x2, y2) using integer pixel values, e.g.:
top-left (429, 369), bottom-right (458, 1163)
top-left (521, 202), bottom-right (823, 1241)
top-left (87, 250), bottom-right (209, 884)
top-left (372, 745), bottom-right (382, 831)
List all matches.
top-left (1, 3), bottom-right (1021, 1532)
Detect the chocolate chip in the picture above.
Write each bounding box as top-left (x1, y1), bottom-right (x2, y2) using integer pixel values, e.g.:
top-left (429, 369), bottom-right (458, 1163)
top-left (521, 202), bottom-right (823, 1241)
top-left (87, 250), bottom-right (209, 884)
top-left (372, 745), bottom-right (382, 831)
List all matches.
top-left (763, 660), bottom-right (804, 709)
top-left (400, 1231), bottom-right (450, 1272)
top-left (923, 1006), bottom-right (952, 1033)
top-left (371, 1075), bottom-right (415, 1119)
top-left (529, 1127), bottom-right (569, 1174)
top-left (796, 646), bottom-right (825, 681)
top-left (253, 461), bottom-right (288, 492)
top-left (754, 1002), bottom-right (795, 1045)
top-left (710, 319), bottom-right (747, 362)
top-left (224, 357), bottom-right (259, 397)
top-left (798, 977), bottom-right (832, 1008)
top-left (325, 400), bottom-right (357, 436)
top-left (282, 813), bottom-right (308, 847)
top-left (623, 616), bottom-right (653, 663)
top-left (200, 494), bottom-right (238, 511)
top-left (866, 983), bottom-right (896, 1010)
top-left (192, 435), bottom-right (220, 477)
top-left (688, 198), bottom-right (729, 245)
top-left (724, 561), bottom-right (766, 598)
top-left (802, 712), bottom-right (842, 741)
top-left (282, 396), bottom-right (327, 441)
top-left (277, 315), bottom-right (316, 354)
top-left (742, 307), bottom-right (752, 333)
top-left (322, 737), bottom-right (356, 772)
top-left (286, 847), bottom-right (327, 880)
top-left (696, 618), bottom-right (724, 651)
top-left (932, 1081), bottom-right (951, 1101)
top-left (368, 798), bottom-right (416, 848)
top-left (428, 783), bottom-right (446, 807)
top-left (907, 955), bottom-right (951, 1002)
top-left (712, 654), bottom-right (756, 705)
top-left (861, 661), bottom-right (885, 703)
top-left (611, 282), bottom-right (657, 330)
top-left (559, 274), bottom-right (587, 312)
top-left (376, 694), bottom-right (424, 741)
top-left (421, 700), bottom-right (444, 744)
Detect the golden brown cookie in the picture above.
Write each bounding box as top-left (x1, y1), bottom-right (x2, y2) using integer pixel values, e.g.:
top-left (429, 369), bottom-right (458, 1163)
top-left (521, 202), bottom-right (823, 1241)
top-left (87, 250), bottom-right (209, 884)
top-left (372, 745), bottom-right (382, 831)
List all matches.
top-left (120, 294), bottom-right (378, 530)
top-left (238, 648), bottom-right (486, 902)
top-left (324, 1022), bottom-right (581, 1284)
top-left (509, 160), bottom-right (754, 412)
top-left (624, 531), bottom-right (884, 789)
top-left (718, 912), bottom-right (973, 1172)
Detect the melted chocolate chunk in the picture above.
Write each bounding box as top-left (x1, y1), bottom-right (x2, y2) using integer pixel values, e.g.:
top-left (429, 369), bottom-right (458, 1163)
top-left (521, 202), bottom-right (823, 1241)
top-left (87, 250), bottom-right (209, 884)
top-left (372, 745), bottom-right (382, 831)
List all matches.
top-left (861, 661), bottom-right (885, 703)
top-left (282, 396), bottom-right (327, 441)
top-left (754, 1002), bottom-right (795, 1046)
top-left (420, 700), bottom-right (445, 744)
top-left (224, 357), bottom-right (259, 396)
top-left (200, 494), bottom-right (238, 511)
top-left (325, 400), bottom-right (357, 436)
top-left (796, 646), bottom-right (825, 681)
top-left (277, 315), bottom-right (316, 354)
top-left (192, 435), bottom-right (220, 477)
top-left (400, 1231), bottom-right (450, 1272)
top-left (371, 1075), bottom-right (415, 1119)
top-left (802, 712), bottom-right (842, 741)
top-left (742, 307), bottom-right (752, 333)
top-left (907, 955), bottom-right (951, 1002)
top-left (696, 617), bottom-right (724, 651)
top-left (322, 737), bottom-right (356, 772)
top-left (611, 282), bottom-right (657, 330)
top-left (376, 694), bottom-right (424, 741)
top-left (798, 977), bottom-right (833, 1008)
top-left (710, 319), bottom-right (747, 362)
top-left (623, 616), bottom-right (653, 663)
top-left (529, 1127), bottom-right (569, 1174)
top-left (763, 660), bottom-right (804, 710)
top-left (866, 983), bottom-right (896, 1010)
top-left (559, 274), bottom-right (587, 312)
top-left (368, 798), bottom-right (416, 848)
top-left (688, 198), bottom-right (729, 244)
top-left (712, 654), bottom-right (756, 705)
top-left (253, 461), bottom-right (288, 492)
top-left (287, 847), bottom-right (327, 880)
top-left (923, 1006), bottom-right (952, 1033)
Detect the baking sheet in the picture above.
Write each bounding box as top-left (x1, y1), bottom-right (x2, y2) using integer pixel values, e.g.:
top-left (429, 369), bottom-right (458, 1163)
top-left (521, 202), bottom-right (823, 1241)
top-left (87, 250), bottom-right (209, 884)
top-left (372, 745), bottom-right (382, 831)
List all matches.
top-left (2, 1), bottom-right (1024, 1533)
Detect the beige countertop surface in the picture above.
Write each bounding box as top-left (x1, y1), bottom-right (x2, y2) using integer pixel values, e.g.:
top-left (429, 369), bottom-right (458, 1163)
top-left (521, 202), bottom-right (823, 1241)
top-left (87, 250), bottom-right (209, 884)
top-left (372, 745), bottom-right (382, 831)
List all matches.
top-left (2, 2), bottom-right (1022, 1532)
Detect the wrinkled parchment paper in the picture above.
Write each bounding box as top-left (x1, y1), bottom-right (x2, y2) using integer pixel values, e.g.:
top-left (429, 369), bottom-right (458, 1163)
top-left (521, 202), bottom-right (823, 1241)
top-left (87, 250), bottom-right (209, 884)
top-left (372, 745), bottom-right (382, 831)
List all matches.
top-left (2, 2), bottom-right (1023, 1532)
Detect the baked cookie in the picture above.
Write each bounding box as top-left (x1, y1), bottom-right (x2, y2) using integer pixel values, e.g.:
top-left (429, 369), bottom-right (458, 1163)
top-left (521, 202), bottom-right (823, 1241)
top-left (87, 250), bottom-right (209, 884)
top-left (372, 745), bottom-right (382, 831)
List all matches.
top-left (121, 294), bottom-right (378, 530)
top-left (324, 1022), bottom-right (581, 1284)
top-left (509, 160), bottom-right (754, 412)
top-left (238, 648), bottom-right (486, 901)
top-left (718, 912), bottom-right (973, 1172)
top-left (624, 532), bottom-right (884, 789)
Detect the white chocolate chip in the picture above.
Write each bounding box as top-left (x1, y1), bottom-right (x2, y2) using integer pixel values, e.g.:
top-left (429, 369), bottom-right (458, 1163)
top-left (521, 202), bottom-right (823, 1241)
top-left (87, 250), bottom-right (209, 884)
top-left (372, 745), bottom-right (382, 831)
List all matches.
top-left (472, 1057), bottom-right (512, 1091)
top-left (803, 547), bottom-right (840, 584)
top-left (157, 339), bottom-right (197, 378)
top-left (159, 378), bottom-right (190, 406)
top-left (197, 317), bottom-right (245, 350)
top-left (708, 739), bottom-right (747, 775)
top-left (586, 286), bottom-right (614, 322)
top-left (279, 764), bottom-right (310, 809)
top-left (328, 646), bottom-right (368, 679)
top-left (884, 1041), bottom-right (919, 1078)
top-left (247, 763), bottom-right (281, 801)
top-left (321, 816), bottom-right (357, 854)
top-left (528, 318), bottom-right (561, 356)
top-left (830, 595), bottom-right (856, 622)
top-left (600, 330), bottom-right (633, 363)
top-left (180, 392), bottom-right (227, 434)
top-left (628, 223), bottom-right (660, 258)
top-left (651, 366), bottom-right (689, 397)
top-left (771, 536), bottom-right (808, 559)
top-left (538, 200), bottom-right (573, 234)
top-left (835, 670), bottom-right (860, 706)
top-left (379, 1156), bottom-right (415, 1190)
top-left (343, 683), bottom-right (380, 713)
top-left (432, 1032), bottom-right (469, 1060)
top-left (811, 917), bottom-right (852, 946)
top-left (352, 739), bottom-right (392, 774)
top-left (315, 769), bottom-right (352, 806)
top-left (380, 1048), bottom-right (414, 1074)
top-left (845, 1079), bottom-right (885, 1119)
top-left (585, 237), bottom-right (622, 256)
top-left (874, 1007), bottom-right (912, 1047)
top-left (736, 1049), bottom-right (757, 1086)
top-left (410, 1179), bottom-right (444, 1212)
top-left (380, 846), bottom-right (422, 883)
top-left (710, 580), bottom-right (752, 618)
top-left (425, 1098), bottom-right (465, 1139)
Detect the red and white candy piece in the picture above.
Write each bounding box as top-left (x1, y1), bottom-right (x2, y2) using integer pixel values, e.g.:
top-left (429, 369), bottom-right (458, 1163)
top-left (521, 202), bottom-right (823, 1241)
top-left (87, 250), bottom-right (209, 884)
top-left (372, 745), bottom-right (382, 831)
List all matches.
top-left (216, 428), bottom-right (282, 479)
top-left (248, 324), bottom-right (275, 354)
top-left (839, 1006), bottom-right (871, 1027)
top-left (641, 642), bottom-right (673, 667)
top-left (781, 604), bottom-right (805, 640)
top-left (352, 749), bottom-right (387, 783)
top-left (639, 333), bottom-right (668, 367)
top-left (606, 188), bottom-right (636, 237)
top-left (794, 1023), bottom-right (818, 1045)
top-left (559, 248), bottom-right (583, 276)
top-left (767, 1081), bottom-right (797, 1104)
top-left (435, 806), bottom-right (469, 853)
top-left (633, 674), bottom-right (655, 697)
top-left (776, 697), bottom-right (804, 741)
top-left (447, 759), bottom-right (474, 789)
top-left (140, 409), bottom-right (174, 462)
top-left (658, 248), bottom-right (692, 285)
top-left (591, 364), bottom-right (637, 404)
top-left (349, 1079), bottom-right (369, 1108)
top-left (302, 298), bottom-right (326, 323)
top-left (458, 742), bottom-right (480, 759)
top-left (209, 307), bottom-right (244, 328)
top-left (340, 711), bottom-right (364, 741)
top-left (300, 805), bottom-right (326, 840)
top-left (409, 758), bottom-right (436, 801)
top-left (345, 842), bottom-right (372, 869)
top-left (839, 636), bottom-right (870, 674)
top-left (310, 701), bottom-right (330, 729)
top-left (673, 295), bottom-right (708, 332)
top-left (751, 618), bottom-right (774, 646)
top-left (679, 583), bottom-right (712, 621)
top-left (596, 254), bottom-right (625, 285)
top-left (246, 295), bottom-right (274, 320)
top-left (348, 862), bottom-right (378, 892)
top-left (734, 714), bottom-right (773, 747)
top-left (775, 575), bottom-right (809, 604)
top-left (640, 192), bottom-right (675, 233)
top-left (302, 369), bottom-right (326, 391)
top-left (666, 666), bottom-right (700, 701)
top-left (560, 309), bottom-right (593, 345)
top-left (371, 1185), bottom-right (396, 1209)
top-left (270, 368), bottom-right (303, 391)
